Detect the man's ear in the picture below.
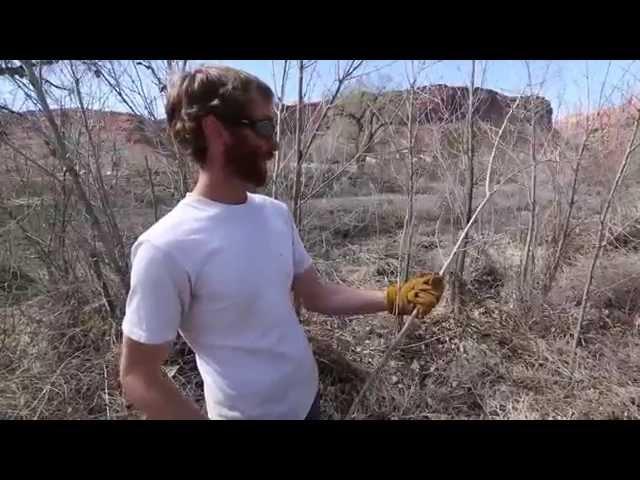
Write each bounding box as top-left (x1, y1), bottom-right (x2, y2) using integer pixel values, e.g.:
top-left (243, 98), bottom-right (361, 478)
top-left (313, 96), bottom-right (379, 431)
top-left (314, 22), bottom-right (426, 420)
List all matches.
top-left (202, 115), bottom-right (229, 146)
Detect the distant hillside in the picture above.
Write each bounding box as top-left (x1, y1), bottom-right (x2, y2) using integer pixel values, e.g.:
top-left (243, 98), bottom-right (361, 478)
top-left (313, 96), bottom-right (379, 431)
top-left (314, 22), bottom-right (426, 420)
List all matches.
top-left (555, 96), bottom-right (640, 134)
top-left (278, 84), bottom-right (554, 134)
top-left (0, 84), bottom-right (560, 158)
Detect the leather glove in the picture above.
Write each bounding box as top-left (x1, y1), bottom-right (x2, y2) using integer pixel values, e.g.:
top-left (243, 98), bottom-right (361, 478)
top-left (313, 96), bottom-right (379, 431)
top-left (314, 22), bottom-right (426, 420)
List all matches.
top-left (385, 272), bottom-right (445, 319)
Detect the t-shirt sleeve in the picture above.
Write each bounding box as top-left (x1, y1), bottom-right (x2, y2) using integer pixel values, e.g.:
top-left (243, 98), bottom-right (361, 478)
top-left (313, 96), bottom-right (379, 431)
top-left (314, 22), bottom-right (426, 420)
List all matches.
top-left (287, 208), bottom-right (313, 276)
top-left (121, 239), bottom-right (191, 345)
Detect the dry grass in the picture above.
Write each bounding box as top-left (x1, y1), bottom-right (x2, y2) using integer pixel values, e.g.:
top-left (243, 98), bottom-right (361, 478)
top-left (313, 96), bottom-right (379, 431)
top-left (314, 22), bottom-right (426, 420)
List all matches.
top-left (549, 250), bottom-right (640, 323)
top-left (301, 225), bottom-right (640, 420)
top-left (3, 187), bottom-right (640, 420)
top-left (5, 284), bottom-right (637, 420)
top-left (303, 298), bottom-right (640, 419)
top-left (0, 291), bottom-right (127, 419)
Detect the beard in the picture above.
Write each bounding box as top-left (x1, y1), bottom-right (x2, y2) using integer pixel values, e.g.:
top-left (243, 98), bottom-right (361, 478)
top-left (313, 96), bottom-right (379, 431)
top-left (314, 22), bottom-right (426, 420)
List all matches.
top-left (224, 130), bottom-right (275, 188)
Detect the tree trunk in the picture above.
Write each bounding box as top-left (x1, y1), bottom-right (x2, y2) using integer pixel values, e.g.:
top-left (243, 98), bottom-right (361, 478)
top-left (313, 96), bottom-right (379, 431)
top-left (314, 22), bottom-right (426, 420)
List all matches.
top-left (292, 60), bottom-right (305, 229)
top-left (21, 61), bottom-right (129, 311)
top-left (271, 60), bottom-right (289, 200)
top-left (397, 85), bottom-right (417, 332)
top-left (452, 60), bottom-right (475, 316)
top-left (519, 111), bottom-right (537, 304)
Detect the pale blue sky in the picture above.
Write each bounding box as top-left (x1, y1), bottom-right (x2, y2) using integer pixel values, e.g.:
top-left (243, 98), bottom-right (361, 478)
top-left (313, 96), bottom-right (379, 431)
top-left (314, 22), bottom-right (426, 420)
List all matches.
top-left (1, 60), bottom-right (639, 120)
top-left (208, 60), bottom-right (640, 119)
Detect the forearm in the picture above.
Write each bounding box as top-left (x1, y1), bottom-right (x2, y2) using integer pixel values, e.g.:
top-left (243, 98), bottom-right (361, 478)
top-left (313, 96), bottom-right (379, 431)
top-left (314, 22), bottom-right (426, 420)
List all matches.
top-left (304, 282), bottom-right (387, 316)
top-left (122, 370), bottom-right (207, 420)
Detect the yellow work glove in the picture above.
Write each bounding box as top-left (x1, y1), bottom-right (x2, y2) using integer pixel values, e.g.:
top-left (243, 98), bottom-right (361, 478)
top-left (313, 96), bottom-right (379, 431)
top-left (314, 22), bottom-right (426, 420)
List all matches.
top-left (385, 273), bottom-right (445, 319)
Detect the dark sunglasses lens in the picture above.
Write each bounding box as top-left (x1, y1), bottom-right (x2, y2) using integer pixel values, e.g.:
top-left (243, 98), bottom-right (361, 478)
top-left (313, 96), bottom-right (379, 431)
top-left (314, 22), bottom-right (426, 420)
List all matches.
top-left (255, 120), bottom-right (276, 138)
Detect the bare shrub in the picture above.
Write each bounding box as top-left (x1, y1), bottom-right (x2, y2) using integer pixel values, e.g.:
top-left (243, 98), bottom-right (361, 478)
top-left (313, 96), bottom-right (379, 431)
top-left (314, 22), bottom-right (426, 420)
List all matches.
top-left (465, 248), bottom-right (505, 302)
top-left (550, 250), bottom-right (640, 318)
top-left (302, 193), bottom-right (443, 252)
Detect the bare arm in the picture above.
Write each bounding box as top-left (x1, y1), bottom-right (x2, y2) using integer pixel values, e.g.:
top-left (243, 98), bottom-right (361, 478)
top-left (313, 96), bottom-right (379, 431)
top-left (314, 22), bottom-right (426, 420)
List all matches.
top-left (293, 266), bottom-right (387, 316)
top-left (120, 335), bottom-right (207, 420)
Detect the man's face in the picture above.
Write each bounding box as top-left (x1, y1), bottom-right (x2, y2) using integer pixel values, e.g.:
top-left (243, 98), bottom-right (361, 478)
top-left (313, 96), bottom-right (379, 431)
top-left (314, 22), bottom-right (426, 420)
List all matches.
top-left (222, 95), bottom-right (277, 189)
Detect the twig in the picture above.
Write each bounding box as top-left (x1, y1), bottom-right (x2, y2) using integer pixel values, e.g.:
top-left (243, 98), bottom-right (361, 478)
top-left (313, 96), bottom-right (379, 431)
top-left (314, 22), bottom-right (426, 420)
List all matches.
top-left (434, 210), bottom-right (446, 265)
top-left (271, 60), bottom-right (290, 200)
top-left (399, 335), bottom-right (445, 350)
top-left (144, 155), bottom-right (159, 222)
top-left (104, 363), bottom-right (111, 420)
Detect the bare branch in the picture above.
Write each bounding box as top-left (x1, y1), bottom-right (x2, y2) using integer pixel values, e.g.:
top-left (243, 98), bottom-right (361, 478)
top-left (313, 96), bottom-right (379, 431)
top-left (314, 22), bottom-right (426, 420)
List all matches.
top-left (572, 107), bottom-right (640, 356)
top-left (0, 135), bottom-right (63, 185)
top-left (18, 60), bottom-right (129, 301)
top-left (543, 61), bottom-right (615, 298)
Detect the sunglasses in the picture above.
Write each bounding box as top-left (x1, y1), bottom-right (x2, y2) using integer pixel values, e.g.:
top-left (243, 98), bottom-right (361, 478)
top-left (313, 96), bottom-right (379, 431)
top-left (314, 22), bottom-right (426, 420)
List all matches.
top-left (222, 117), bottom-right (277, 140)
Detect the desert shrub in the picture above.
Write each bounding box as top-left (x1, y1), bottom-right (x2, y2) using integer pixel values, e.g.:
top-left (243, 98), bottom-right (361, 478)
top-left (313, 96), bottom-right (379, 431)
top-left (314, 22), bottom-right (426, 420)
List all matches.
top-left (549, 251), bottom-right (640, 315)
top-left (465, 249), bottom-right (506, 302)
top-left (0, 263), bottom-right (41, 305)
top-left (302, 193), bottom-right (442, 249)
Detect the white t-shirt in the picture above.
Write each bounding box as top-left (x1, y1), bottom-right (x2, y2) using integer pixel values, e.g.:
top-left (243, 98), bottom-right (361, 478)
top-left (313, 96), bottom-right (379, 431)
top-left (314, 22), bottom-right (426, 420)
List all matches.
top-left (121, 192), bottom-right (319, 419)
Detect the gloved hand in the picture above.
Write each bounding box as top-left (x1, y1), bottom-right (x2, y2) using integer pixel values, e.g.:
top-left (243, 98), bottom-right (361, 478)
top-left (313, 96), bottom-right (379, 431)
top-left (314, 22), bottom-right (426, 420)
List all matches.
top-left (385, 272), bottom-right (445, 319)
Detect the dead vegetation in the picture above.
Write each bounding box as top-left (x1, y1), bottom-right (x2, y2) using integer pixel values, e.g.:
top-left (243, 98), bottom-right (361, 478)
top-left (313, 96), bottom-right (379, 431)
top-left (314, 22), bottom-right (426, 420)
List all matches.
top-left (303, 298), bottom-right (640, 419)
top-left (2, 60), bottom-right (640, 420)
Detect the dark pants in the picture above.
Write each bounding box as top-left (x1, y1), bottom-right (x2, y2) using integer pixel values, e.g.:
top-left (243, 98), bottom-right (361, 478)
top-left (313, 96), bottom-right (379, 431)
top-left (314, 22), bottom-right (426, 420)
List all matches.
top-left (304, 391), bottom-right (321, 420)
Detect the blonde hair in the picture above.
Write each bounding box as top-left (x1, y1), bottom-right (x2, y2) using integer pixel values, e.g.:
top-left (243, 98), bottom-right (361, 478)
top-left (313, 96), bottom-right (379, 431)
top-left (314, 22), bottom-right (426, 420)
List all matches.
top-left (165, 65), bottom-right (273, 165)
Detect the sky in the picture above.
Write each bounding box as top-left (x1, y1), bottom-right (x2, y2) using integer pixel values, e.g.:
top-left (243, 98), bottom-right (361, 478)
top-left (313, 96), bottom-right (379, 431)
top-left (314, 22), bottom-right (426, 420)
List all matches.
top-left (2, 60), bottom-right (639, 120)
top-left (206, 60), bottom-right (640, 119)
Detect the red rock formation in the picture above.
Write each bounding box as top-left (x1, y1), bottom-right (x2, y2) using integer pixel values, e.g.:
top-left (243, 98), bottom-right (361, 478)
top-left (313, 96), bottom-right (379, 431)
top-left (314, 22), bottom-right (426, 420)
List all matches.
top-left (413, 85), bottom-right (553, 129)
top-left (275, 85), bottom-right (554, 135)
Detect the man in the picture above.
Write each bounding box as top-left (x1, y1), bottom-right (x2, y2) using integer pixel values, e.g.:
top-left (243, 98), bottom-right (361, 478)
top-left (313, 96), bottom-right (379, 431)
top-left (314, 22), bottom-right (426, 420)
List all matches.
top-left (119, 65), bottom-right (444, 420)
